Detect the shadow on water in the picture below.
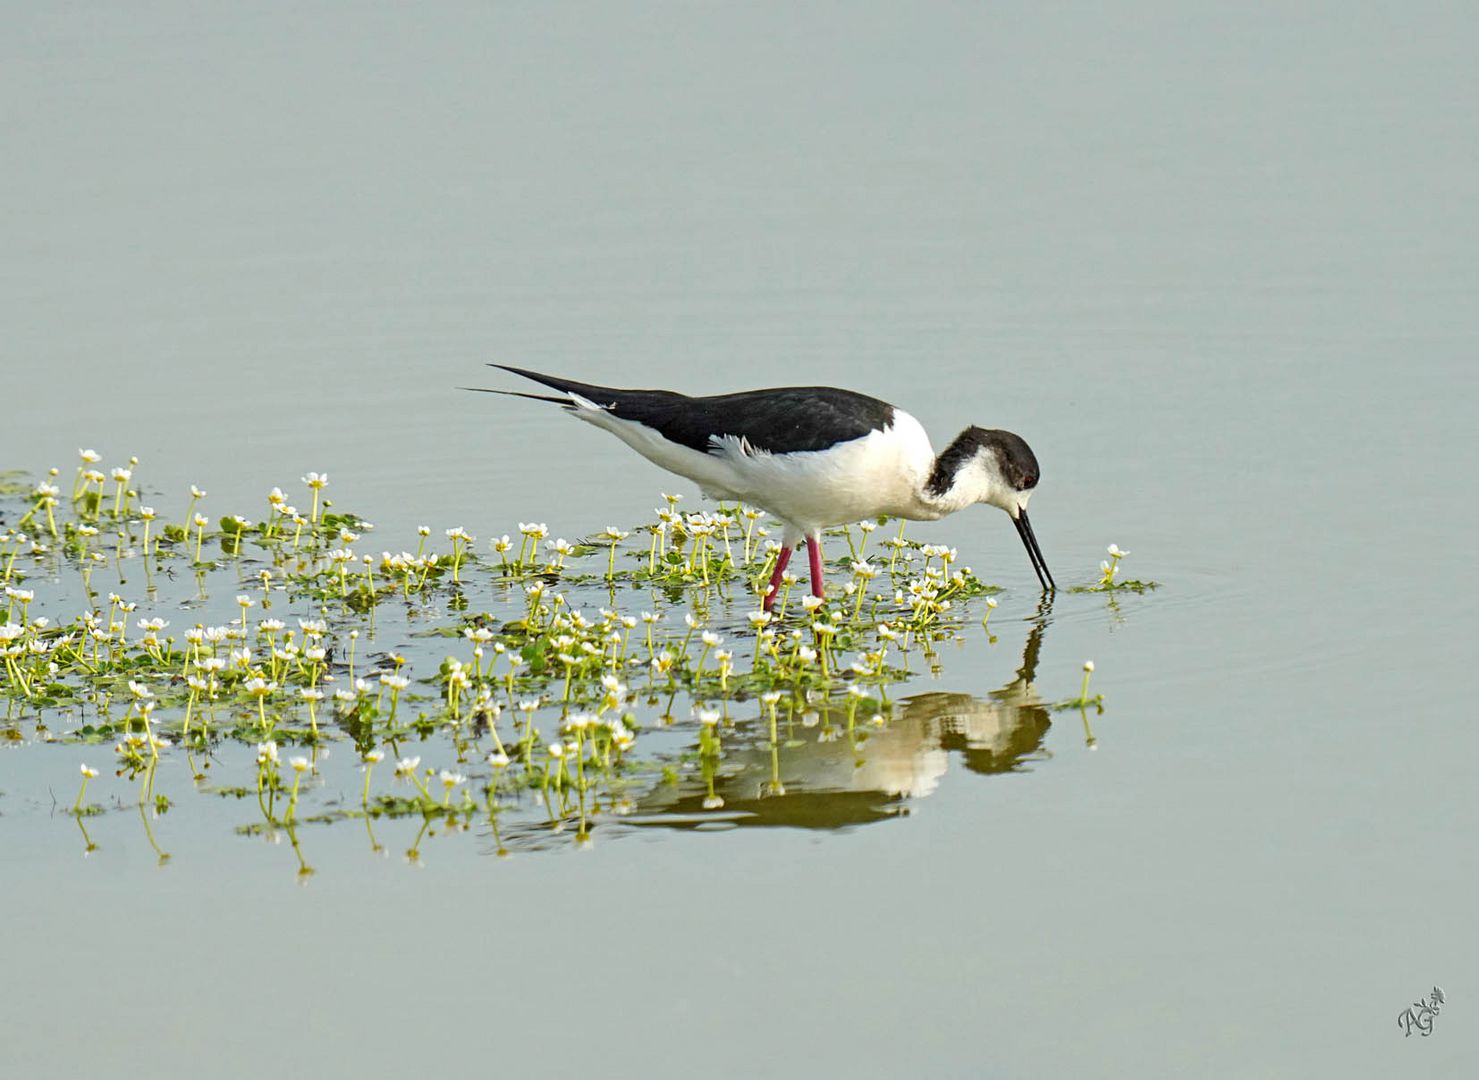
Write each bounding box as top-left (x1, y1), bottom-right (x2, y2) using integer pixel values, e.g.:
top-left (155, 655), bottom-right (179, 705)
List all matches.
top-left (622, 618), bottom-right (1056, 834)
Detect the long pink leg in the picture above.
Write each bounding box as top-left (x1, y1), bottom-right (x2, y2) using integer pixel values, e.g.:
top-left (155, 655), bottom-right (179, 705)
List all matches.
top-left (807, 535), bottom-right (825, 599)
top-left (762, 546), bottom-right (793, 612)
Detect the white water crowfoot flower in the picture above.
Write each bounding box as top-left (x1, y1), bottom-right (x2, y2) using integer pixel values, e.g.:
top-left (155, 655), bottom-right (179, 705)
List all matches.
top-left (301, 472), bottom-right (329, 527)
top-left (283, 755), bottom-right (312, 822)
top-left (74, 763), bottom-right (100, 813)
top-left (981, 595), bottom-right (999, 629)
top-left (377, 671), bottom-right (411, 719)
top-left (1099, 543), bottom-right (1130, 586)
top-left (358, 749), bottom-right (385, 805)
top-left (515, 522), bottom-right (548, 566)
top-left (1074, 660), bottom-right (1097, 706)
top-left (243, 675), bottom-right (276, 729)
top-left (491, 534), bottom-right (513, 566)
top-left (297, 687), bottom-right (326, 736)
top-left (444, 527), bottom-right (474, 580)
top-left (546, 537), bottom-right (576, 567)
top-left (695, 707), bottom-right (723, 758)
top-left (438, 770), bottom-right (467, 805)
top-left (598, 526), bottom-right (629, 578)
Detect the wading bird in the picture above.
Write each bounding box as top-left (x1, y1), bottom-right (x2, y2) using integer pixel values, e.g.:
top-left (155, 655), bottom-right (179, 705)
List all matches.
top-left (468, 366), bottom-right (1054, 610)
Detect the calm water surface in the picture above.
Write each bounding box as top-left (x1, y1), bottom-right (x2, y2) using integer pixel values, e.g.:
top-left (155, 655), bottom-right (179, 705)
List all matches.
top-left (4, 3), bottom-right (1477, 1077)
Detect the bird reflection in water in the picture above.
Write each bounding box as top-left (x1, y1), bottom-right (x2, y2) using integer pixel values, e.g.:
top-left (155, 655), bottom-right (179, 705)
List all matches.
top-left (625, 619), bottom-right (1059, 833)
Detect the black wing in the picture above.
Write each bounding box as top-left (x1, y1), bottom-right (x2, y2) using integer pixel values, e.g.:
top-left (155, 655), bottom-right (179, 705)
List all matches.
top-left (492, 365), bottom-right (895, 455)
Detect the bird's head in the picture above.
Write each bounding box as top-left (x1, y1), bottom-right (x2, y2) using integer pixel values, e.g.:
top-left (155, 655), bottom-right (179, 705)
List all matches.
top-left (928, 427), bottom-right (1055, 590)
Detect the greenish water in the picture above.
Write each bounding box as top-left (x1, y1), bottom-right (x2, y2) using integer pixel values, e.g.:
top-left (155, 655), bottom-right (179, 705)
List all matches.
top-left (4, 3), bottom-right (1476, 1077)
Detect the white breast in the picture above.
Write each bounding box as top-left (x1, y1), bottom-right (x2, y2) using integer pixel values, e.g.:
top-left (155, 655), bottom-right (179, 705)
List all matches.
top-left (709, 408), bottom-right (937, 538)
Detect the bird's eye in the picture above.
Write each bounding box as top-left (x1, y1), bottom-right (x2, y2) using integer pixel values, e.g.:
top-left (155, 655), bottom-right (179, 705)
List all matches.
top-left (1020, 474), bottom-right (1037, 490)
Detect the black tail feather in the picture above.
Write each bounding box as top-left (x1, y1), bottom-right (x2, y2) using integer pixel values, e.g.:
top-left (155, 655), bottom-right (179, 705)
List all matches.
top-left (458, 386), bottom-right (571, 406)
top-left (486, 364), bottom-right (628, 402)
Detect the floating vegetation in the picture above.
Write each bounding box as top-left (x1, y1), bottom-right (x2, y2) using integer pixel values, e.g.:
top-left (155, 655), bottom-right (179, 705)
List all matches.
top-left (1, 451), bottom-right (1134, 871)
top-left (1068, 543), bottom-right (1160, 594)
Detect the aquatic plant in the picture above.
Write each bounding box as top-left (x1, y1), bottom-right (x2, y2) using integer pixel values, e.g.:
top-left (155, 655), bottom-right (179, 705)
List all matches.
top-left (1071, 543), bottom-right (1160, 593)
top-left (0, 449), bottom-right (1128, 867)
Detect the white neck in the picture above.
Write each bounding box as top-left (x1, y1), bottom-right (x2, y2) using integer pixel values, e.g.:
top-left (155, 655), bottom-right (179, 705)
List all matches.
top-left (907, 447), bottom-right (1027, 521)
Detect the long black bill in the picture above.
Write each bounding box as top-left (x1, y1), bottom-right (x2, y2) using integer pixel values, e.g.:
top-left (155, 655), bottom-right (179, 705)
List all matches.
top-left (1012, 511), bottom-right (1056, 592)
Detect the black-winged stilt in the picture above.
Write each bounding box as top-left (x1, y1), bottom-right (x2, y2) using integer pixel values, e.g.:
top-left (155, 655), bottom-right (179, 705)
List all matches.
top-left (468, 366), bottom-right (1054, 609)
